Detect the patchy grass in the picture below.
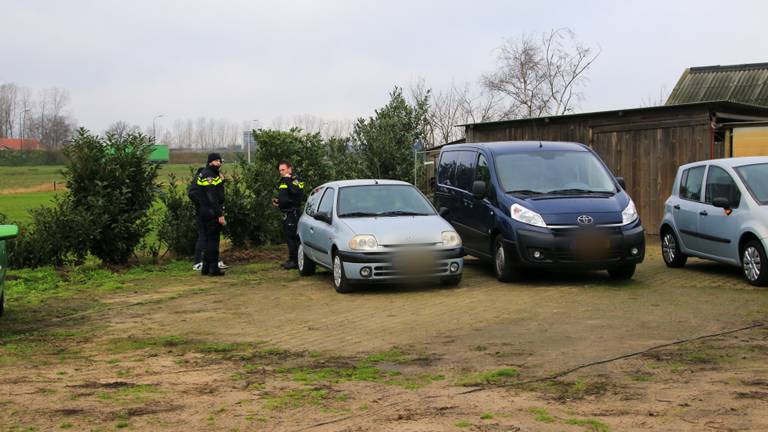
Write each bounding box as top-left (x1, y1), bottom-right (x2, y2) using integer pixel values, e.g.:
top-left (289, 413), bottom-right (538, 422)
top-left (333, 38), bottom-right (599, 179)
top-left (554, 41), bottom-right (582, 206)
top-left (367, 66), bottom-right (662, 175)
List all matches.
top-left (97, 384), bottom-right (160, 403)
top-left (528, 407), bottom-right (556, 423)
top-left (455, 420), bottom-right (472, 428)
top-left (458, 368), bottom-right (519, 386)
top-left (480, 412), bottom-right (494, 419)
top-left (565, 417), bottom-right (611, 432)
top-left (524, 378), bottom-right (609, 401)
top-left (262, 388), bottom-right (338, 411)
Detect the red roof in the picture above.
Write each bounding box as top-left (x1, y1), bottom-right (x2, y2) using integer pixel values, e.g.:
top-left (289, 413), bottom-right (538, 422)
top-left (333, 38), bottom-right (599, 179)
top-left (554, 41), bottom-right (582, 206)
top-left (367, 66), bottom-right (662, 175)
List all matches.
top-left (0, 138), bottom-right (46, 151)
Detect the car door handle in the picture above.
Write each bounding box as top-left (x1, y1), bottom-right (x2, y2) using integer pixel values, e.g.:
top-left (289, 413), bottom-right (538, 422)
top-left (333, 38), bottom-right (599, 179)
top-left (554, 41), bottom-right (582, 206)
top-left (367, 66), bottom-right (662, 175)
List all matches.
top-left (673, 204), bottom-right (680, 210)
top-left (699, 210), bottom-right (708, 216)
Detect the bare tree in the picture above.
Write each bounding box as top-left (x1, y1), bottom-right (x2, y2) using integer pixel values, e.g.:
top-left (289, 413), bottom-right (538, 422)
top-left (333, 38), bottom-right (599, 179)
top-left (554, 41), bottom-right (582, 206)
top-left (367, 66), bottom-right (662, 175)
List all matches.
top-left (641, 86), bottom-right (670, 107)
top-left (0, 83), bottom-right (19, 138)
top-left (482, 28), bottom-right (599, 118)
top-left (105, 120), bottom-right (141, 142)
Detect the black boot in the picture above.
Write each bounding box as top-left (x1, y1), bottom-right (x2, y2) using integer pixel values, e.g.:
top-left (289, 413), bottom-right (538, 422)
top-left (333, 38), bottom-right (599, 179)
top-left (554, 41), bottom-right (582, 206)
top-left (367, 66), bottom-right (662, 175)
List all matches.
top-left (201, 262), bottom-right (210, 275)
top-left (282, 260), bottom-right (298, 270)
top-left (208, 267), bottom-right (225, 277)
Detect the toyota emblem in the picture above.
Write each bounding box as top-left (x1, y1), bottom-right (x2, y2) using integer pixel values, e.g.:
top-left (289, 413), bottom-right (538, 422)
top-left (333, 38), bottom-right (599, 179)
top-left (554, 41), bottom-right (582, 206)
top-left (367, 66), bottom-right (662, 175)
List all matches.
top-left (577, 215), bottom-right (594, 225)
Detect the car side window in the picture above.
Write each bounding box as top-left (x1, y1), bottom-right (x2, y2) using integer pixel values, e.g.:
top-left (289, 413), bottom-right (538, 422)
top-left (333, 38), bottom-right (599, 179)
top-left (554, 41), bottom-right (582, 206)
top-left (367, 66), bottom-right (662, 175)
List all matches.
top-left (437, 152), bottom-right (458, 186)
top-left (454, 151), bottom-right (477, 192)
top-left (705, 166), bottom-right (741, 208)
top-left (304, 187), bottom-right (324, 216)
top-left (680, 166), bottom-right (705, 201)
top-left (317, 188), bottom-right (335, 217)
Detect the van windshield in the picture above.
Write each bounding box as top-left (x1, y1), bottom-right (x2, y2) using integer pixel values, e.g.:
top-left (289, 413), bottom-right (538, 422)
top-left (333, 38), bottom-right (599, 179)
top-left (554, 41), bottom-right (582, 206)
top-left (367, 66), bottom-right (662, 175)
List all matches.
top-left (735, 163), bottom-right (768, 204)
top-left (495, 151), bottom-right (617, 196)
top-left (337, 185), bottom-right (436, 217)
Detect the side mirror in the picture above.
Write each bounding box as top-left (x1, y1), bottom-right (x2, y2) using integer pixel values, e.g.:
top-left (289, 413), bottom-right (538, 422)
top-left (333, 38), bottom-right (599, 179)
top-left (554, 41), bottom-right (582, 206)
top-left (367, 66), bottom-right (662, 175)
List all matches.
top-left (314, 211), bottom-right (331, 224)
top-left (616, 177), bottom-right (626, 190)
top-left (712, 197), bottom-right (732, 209)
top-left (471, 180), bottom-right (487, 199)
top-left (438, 207), bottom-right (450, 218)
top-left (0, 225), bottom-right (19, 241)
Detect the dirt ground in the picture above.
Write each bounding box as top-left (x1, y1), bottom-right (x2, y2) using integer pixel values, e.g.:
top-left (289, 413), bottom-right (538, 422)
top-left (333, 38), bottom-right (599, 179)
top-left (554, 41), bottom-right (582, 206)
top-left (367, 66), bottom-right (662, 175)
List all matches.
top-left (2, 242), bottom-right (768, 431)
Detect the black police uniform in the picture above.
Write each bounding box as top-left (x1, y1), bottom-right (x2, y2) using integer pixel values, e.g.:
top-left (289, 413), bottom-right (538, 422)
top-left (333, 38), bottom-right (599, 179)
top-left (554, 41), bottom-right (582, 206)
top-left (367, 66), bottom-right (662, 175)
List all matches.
top-left (196, 165), bottom-right (225, 275)
top-left (276, 174), bottom-right (304, 267)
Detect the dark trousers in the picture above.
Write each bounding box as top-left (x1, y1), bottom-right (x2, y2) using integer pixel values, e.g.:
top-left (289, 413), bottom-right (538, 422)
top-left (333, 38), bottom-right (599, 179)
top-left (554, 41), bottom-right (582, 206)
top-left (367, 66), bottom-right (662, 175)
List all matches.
top-left (196, 212), bottom-right (221, 267)
top-left (283, 209), bottom-right (300, 262)
top-left (194, 215), bottom-right (206, 263)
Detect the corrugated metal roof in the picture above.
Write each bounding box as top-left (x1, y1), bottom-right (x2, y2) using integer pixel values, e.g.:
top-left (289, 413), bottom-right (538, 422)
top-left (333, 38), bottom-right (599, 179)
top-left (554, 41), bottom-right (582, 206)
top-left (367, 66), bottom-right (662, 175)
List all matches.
top-left (666, 63), bottom-right (768, 107)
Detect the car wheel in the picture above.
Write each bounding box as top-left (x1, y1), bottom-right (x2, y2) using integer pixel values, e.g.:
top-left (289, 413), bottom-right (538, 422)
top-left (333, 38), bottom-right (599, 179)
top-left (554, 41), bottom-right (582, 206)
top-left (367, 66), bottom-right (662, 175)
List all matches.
top-left (608, 264), bottom-right (636, 280)
top-left (661, 228), bottom-right (687, 268)
top-left (742, 240), bottom-right (768, 286)
top-left (332, 253), bottom-right (354, 293)
top-left (493, 235), bottom-right (523, 282)
top-left (440, 275), bottom-right (462, 287)
top-left (297, 244), bottom-right (316, 276)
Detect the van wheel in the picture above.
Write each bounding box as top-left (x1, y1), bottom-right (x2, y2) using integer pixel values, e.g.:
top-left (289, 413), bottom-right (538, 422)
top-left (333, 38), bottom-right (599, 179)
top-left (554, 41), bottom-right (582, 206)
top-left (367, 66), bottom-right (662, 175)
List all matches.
top-left (742, 240), bottom-right (768, 286)
top-left (332, 253), bottom-right (354, 293)
top-left (608, 264), bottom-right (636, 280)
top-left (297, 244), bottom-right (316, 276)
top-left (661, 228), bottom-right (687, 268)
top-left (493, 235), bottom-right (523, 282)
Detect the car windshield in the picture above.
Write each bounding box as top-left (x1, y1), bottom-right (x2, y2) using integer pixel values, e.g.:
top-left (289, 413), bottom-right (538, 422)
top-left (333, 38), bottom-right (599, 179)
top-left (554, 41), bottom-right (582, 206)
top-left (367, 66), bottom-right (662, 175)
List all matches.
top-left (735, 163), bottom-right (768, 204)
top-left (495, 150), bottom-right (617, 196)
top-left (337, 185), bottom-right (435, 217)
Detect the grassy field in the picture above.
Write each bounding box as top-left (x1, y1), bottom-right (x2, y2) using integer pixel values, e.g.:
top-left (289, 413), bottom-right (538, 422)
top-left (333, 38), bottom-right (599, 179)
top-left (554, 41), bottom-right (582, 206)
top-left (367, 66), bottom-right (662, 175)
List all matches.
top-left (0, 164), bottom-right (203, 223)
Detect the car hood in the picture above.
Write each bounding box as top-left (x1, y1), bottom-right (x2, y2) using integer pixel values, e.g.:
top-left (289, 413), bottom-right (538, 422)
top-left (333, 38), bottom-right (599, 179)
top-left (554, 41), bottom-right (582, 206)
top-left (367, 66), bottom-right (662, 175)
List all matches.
top-left (340, 215), bottom-right (453, 246)
top-left (509, 195), bottom-right (628, 225)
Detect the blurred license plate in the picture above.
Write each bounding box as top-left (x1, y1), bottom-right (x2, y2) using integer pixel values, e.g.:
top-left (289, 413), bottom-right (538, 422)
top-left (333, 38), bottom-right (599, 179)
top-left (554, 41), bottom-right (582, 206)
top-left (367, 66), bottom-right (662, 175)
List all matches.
top-left (397, 251), bottom-right (435, 274)
top-left (573, 236), bottom-right (610, 257)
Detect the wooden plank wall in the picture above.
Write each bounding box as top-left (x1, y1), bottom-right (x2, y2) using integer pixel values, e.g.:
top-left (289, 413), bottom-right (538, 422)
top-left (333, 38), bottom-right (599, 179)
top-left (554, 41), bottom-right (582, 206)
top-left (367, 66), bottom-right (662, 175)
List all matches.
top-left (466, 111), bottom-right (716, 234)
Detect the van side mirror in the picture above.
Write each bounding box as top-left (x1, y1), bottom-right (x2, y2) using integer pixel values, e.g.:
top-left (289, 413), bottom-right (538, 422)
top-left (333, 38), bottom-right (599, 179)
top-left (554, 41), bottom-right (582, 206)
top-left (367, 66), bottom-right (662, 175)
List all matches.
top-left (438, 207), bottom-right (450, 218)
top-left (616, 176), bottom-right (626, 190)
top-left (712, 197), bottom-right (732, 209)
top-left (471, 180), bottom-right (487, 199)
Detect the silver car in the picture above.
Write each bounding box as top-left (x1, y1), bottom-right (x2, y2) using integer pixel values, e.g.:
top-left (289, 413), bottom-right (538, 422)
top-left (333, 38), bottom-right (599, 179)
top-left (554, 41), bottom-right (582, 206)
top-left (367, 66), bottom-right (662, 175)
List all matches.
top-left (661, 157), bottom-right (768, 285)
top-left (297, 180), bottom-right (465, 293)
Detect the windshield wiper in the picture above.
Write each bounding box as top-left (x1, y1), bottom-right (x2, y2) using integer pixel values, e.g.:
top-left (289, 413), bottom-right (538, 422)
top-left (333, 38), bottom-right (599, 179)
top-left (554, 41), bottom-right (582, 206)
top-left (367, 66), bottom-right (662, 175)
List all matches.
top-left (338, 211), bottom-right (378, 217)
top-left (376, 210), bottom-right (432, 216)
top-left (546, 188), bottom-right (614, 195)
top-left (507, 189), bottom-right (546, 196)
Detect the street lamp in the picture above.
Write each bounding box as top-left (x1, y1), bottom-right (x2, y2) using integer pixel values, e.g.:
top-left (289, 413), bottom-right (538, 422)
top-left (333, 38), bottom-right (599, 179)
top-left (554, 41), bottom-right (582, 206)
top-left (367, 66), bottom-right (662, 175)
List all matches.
top-left (20, 108), bottom-right (31, 152)
top-left (152, 114), bottom-right (164, 143)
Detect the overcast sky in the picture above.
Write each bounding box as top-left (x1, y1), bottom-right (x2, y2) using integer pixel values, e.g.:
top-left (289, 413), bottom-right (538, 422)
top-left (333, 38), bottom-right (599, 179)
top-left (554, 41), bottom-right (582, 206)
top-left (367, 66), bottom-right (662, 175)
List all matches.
top-left (2, 0), bottom-right (767, 133)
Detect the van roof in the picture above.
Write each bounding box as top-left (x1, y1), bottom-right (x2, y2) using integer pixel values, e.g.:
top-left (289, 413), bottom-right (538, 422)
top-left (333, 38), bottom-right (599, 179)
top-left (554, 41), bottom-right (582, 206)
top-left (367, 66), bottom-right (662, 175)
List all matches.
top-left (440, 141), bottom-right (590, 155)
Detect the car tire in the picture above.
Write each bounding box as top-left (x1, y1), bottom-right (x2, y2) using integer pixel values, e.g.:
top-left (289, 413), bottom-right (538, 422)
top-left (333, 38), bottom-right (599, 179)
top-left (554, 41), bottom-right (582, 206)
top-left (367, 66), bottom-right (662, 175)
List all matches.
top-left (608, 264), bottom-right (636, 280)
top-left (440, 275), bottom-right (462, 287)
top-left (332, 252), bottom-right (354, 293)
top-left (742, 240), bottom-right (768, 287)
top-left (297, 244), bottom-right (316, 276)
top-left (661, 228), bottom-right (687, 268)
top-left (493, 235), bottom-right (523, 283)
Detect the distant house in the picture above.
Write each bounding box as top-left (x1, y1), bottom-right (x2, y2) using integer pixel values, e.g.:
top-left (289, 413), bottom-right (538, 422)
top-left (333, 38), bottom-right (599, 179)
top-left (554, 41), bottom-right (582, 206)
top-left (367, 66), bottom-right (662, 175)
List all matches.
top-left (0, 138), bottom-right (47, 151)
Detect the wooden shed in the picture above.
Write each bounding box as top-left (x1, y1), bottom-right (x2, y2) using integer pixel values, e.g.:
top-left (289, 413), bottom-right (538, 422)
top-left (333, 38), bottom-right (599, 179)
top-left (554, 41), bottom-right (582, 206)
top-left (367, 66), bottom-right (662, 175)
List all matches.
top-left (462, 101), bottom-right (768, 233)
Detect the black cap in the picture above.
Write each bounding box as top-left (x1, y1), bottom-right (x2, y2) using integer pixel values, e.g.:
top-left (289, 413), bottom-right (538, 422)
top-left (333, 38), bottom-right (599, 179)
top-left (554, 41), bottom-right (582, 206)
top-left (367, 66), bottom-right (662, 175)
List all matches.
top-left (207, 153), bottom-right (222, 164)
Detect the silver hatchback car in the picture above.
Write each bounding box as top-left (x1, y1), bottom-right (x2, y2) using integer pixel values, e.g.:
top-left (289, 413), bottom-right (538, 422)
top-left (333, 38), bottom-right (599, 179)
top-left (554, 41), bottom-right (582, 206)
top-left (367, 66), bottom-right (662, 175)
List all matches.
top-left (661, 157), bottom-right (768, 286)
top-left (297, 180), bottom-right (465, 293)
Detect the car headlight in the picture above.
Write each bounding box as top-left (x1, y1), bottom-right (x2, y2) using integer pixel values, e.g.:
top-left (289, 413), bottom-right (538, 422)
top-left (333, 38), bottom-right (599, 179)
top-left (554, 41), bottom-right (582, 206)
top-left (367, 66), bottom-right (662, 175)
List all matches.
top-left (348, 235), bottom-right (378, 250)
top-left (622, 199), bottom-right (638, 225)
top-left (441, 231), bottom-right (461, 247)
top-left (510, 203), bottom-right (547, 228)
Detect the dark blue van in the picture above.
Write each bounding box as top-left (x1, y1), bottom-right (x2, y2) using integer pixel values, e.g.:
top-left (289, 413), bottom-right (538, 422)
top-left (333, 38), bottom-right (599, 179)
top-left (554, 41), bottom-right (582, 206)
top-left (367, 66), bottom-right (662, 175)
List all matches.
top-left (434, 141), bottom-right (645, 281)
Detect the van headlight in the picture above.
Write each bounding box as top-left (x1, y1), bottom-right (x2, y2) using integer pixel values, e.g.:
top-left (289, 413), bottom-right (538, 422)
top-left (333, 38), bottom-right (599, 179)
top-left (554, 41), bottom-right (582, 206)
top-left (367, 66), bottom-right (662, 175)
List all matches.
top-left (348, 235), bottom-right (378, 250)
top-left (441, 231), bottom-right (461, 247)
top-left (510, 203), bottom-right (547, 228)
top-left (622, 199), bottom-right (638, 225)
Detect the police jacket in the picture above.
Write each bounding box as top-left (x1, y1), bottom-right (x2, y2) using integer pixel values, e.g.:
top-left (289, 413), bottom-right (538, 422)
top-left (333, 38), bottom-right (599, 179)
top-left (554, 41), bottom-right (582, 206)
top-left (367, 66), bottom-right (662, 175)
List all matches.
top-left (196, 166), bottom-right (225, 219)
top-left (276, 174), bottom-right (304, 211)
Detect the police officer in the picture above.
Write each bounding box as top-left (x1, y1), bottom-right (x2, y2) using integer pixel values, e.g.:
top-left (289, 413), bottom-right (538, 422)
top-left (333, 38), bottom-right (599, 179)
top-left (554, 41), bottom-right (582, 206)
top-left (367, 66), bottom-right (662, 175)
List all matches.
top-left (272, 159), bottom-right (304, 269)
top-left (196, 153), bottom-right (226, 276)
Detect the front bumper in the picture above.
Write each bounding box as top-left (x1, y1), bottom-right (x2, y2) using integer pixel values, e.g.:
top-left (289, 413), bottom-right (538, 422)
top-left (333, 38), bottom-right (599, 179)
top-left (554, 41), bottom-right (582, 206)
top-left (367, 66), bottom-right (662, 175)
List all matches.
top-left (506, 224), bottom-right (645, 270)
top-left (338, 247), bottom-right (465, 281)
